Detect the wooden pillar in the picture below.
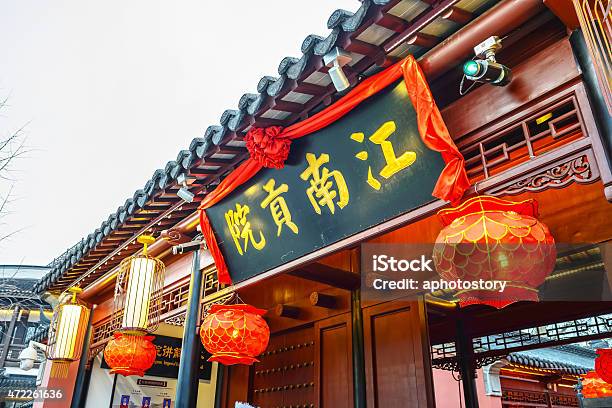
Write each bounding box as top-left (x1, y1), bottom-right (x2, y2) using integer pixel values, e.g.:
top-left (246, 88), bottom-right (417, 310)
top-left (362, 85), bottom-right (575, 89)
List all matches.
top-left (351, 290), bottom-right (366, 408)
top-left (456, 312), bottom-right (479, 408)
top-left (214, 364), bottom-right (225, 408)
top-left (569, 30), bottom-right (612, 201)
top-left (175, 246), bottom-right (203, 408)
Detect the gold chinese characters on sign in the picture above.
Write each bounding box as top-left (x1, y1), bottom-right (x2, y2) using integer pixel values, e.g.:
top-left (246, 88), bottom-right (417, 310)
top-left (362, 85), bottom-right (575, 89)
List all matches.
top-left (351, 121), bottom-right (416, 190)
top-left (223, 120), bottom-right (417, 256)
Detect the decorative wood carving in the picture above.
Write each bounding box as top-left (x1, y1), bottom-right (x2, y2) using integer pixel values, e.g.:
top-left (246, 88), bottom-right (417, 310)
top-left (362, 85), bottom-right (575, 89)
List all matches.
top-left (160, 228), bottom-right (190, 245)
top-left (495, 153), bottom-right (598, 196)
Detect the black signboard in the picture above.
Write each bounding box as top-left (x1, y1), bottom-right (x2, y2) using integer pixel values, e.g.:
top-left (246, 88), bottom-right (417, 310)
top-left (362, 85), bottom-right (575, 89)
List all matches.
top-left (101, 334), bottom-right (212, 381)
top-left (207, 79), bottom-right (445, 282)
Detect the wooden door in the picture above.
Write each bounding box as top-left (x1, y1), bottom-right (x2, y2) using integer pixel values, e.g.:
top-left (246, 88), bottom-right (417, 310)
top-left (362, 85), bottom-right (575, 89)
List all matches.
top-left (363, 300), bottom-right (433, 408)
top-left (314, 313), bottom-right (354, 408)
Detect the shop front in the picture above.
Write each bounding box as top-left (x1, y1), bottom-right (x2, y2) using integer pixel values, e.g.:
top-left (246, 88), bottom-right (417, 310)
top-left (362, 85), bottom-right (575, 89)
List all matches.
top-left (30, 0), bottom-right (612, 407)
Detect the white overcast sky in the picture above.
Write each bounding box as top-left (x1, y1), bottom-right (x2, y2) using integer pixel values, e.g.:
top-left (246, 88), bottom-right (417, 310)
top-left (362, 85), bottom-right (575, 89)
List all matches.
top-left (0, 0), bottom-right (356, 266)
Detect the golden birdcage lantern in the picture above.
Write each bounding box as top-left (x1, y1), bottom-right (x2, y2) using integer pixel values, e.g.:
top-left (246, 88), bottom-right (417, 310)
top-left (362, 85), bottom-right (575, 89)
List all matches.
top-left (46, 287), bottom-right (90, 378)
top-left (112, 235), bottom-right (165, 334)
top-left (105, 235), bottom-right (164, 377)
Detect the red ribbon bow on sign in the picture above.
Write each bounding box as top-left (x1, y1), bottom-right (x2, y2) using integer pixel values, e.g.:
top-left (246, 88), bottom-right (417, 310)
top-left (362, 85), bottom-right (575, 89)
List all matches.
top-left (244, 126), bottom-right (291, 169)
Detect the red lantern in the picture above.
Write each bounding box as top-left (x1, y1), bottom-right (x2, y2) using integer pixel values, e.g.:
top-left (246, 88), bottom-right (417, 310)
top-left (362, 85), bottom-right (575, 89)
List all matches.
top-left (582, 371), bottom-right (612, 398)
top-left (596, 349), bottom-right (612, 384)
top-left (200, 303), bottom-right (270, 365)
top-left (433, 196), bottom-right (556, 308)
top-left (103, 332), bottom-right (157, 377)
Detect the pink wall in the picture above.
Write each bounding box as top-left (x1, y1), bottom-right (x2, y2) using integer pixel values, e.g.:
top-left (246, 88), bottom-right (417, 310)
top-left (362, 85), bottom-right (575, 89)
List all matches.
top-left (433, 368), bottom-right (501, 408)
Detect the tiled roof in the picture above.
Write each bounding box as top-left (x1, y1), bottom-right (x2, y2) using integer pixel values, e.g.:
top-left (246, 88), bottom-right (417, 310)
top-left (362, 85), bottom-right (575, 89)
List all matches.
top-left (0, 377), bottom-right (36, 396)
top-left (0, 279), bottom-right (50, 308)
top-left (508, 345), bottom-right (596, 375)
top-left (35, 0), bottom-right (499, 294)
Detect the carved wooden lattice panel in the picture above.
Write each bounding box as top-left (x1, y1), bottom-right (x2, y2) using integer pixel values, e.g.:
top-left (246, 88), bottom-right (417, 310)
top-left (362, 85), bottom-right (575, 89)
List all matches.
top-left (459, 95), bottom-right (587, 183)
top-left (91, 277), bottom-right (191, 345)
top-left (252, 326), bottom-right (316, 408)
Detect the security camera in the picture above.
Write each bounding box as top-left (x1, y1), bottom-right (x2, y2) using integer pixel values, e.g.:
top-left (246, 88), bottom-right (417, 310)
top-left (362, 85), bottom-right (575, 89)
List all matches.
top-left (177, 173), bottom-right (195, 203)
top-left (323, 48), bottom-right (353, 92)
top-left (177, 187), bottom-right (194, 203)
top-left (462, 36), bottom-right (511, 87)
top-left (18, 341), bottom-right (46, 371)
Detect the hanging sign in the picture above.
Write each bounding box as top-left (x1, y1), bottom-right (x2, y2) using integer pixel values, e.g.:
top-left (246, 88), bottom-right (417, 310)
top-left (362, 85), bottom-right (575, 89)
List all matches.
top-left (206, 79), bottom-right (446, 282)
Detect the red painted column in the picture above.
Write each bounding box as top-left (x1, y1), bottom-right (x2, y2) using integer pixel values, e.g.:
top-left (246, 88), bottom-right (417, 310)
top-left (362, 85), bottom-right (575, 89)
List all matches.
top-left (33, 359), bottom-right (79, 408)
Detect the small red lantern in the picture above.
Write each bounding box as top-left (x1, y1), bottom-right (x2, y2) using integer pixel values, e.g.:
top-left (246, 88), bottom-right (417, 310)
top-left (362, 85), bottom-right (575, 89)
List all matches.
top-left (103, 332), bottom-right (157, 377)
top-left (433, 196), bottom-right (556, 308)
top-left (200, 303), bottom-right (270, 365)
top-left (596, 349), bottom-right (612, 384)
top-left (582, 371), bottom-right (612, 398)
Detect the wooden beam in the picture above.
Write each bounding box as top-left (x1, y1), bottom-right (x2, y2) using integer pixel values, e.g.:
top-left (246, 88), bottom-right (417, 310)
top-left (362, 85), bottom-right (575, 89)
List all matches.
top-left (442, 6), bottom-right (473, 24)
top-left (406, 32), bottom-right (440, 49)
top-left (345, 38), bottom-right (383, 56)
top-left (383, 0), bottom-right (462, 53)
top-left (272, 99), bottom-right (306, 113)
top-left (377, 12), bottom-right (410, 33)
top-left (289, 262), bottom-right (360, 290)
top-left (293, 82), bottom-right (329, 96)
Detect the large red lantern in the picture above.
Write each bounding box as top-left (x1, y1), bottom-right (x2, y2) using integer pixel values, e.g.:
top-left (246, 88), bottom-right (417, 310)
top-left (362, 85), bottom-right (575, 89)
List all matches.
top-left (595, 349), bottom-right (612, 384)
top-left (433, 196), bottom-right (556, 308)
top-left (200, 303), bottom-right (270, 365)
top-left (103, 332), bottom-right (157, 377)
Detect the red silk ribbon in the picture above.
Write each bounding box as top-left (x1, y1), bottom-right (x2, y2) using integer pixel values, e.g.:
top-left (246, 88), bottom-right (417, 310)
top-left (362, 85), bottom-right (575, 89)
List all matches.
top-left (199, 55), bottom-right (470, 284)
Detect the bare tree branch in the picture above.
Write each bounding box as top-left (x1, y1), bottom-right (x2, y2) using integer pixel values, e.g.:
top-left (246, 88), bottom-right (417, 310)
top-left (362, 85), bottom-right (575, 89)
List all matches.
top-left (0, 94), bottom-right (29, 244)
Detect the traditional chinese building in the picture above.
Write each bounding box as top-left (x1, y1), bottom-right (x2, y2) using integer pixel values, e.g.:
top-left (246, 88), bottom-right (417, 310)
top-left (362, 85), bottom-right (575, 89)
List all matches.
top-left (29, 0), bottom-right (612, 407)
top-left (0, 265), bottom-right (52, 408)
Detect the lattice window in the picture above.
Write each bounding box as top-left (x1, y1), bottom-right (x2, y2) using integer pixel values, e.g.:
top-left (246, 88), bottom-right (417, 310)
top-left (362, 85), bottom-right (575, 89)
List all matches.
top-left (432, 313), bottom-right (612, 368)
top-left (202, 267), bottom-right (226, 298)
top-left (460, 95), bottom-right (586, 183)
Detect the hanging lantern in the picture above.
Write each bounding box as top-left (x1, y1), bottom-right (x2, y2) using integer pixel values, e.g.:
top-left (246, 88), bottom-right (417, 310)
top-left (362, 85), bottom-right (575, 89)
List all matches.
top-left (103, 332), bottom-right (157, 377)
top-left (595, 349), bottom-right (612, 384)
top-left (433, 196), bottom-right (556, 308)
top-left (46, 287), bottom-right (90, 378)
top-left (113, 235), bottom-right (165, 333)
top-left (200, 303), bottom-right (270, 365)
top-left (582, 371), bottom-right (612, 398)
top-left (104, 235), bottom-right (165, 377)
